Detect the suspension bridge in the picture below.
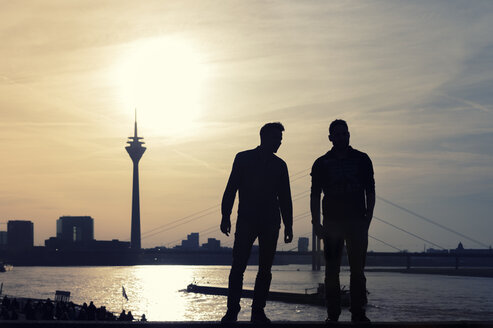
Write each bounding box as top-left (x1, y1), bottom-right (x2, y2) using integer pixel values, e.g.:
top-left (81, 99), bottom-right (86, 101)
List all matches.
top-left (139, 168), bottom-right (491, 271)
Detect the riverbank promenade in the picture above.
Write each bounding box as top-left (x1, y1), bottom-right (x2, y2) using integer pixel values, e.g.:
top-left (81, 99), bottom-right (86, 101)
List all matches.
top-left (1, 321), bottom-right (493, 327)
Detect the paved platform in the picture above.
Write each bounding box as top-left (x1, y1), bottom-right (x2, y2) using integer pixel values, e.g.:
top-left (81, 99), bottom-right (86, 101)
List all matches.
top-left (0, 321), bottom-right (492, 328)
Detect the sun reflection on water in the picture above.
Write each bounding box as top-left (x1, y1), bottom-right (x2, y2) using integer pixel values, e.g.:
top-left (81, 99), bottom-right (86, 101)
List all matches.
top-left (3, 265), bottom-right (493, 322)
top-left (119, 266), bottom-right (195, 320)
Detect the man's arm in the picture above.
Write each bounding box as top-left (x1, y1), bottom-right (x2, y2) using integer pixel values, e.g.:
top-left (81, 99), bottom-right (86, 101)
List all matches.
top-left (310, 161), bottom-right (324, 238)
top-left (279, 162), bottom-right (293, 243)
top-left (363, 154), bottom-right (376, 227)
top-left (365, 191), bottom-right (375, 225)
top-left (220, 154), bottom-right (240, 236)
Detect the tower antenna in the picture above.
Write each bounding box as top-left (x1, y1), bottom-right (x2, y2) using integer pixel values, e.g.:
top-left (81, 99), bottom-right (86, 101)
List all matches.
top-left (134, 108), bottom-right (138, 137)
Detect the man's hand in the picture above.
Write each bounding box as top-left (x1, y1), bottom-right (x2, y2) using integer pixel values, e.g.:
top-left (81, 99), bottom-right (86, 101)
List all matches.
top-left (220, 216), bottom-right (231, 236)
top-left (313, 223), bottom-right (325, 239)
top-left (284, 226), bottom-right (293, 243)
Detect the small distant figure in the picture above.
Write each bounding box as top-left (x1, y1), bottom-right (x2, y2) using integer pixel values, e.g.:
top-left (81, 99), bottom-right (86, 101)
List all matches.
top-left (1, 306), bottom-right (10, 320)
top-left (118, 310), bottom-right (127, 321)
top-left (310, 119), bottom-right (375, 323)
top-left (87, 301), bottom-right (96, 320)
top-left (11, 298), bottom-right (19, 310)
top-left (140, 313), bottom-right (147, 321)
top-left (10, 308), bottom-right (18, 320)
top-left (2, 295), bottom-right (10, 308)
top-left (42, 298), bottom-right (54, 320)
top-left (126, 311), bottom-right (134, 321)
top-left (24, 299), bottom-right (35, 320)
top-left (220, 122), bottom-right (293, 323)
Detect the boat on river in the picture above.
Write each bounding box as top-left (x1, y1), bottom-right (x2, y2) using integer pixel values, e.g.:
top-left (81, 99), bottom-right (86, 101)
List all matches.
top-left (186, 283), bottom-right (352, 307)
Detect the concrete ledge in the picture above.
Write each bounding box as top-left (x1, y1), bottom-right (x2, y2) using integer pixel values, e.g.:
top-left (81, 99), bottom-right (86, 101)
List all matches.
top-left (1, 321), bottom-right (493, 328)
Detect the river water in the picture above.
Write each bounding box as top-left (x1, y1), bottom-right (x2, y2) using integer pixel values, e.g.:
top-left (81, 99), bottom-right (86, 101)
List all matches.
top-left (1, 265), bottom-right (492, 322)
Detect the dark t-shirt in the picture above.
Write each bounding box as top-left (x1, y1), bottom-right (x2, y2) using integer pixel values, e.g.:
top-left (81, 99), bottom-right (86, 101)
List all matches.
top-left (221, 147), bottom-right (293, 229)
top-left (311, 146), bottom-right (375, 221)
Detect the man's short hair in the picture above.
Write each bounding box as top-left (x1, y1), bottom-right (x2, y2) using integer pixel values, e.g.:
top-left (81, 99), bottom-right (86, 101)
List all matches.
top-left (329, 119), bottom-right (348, 135)
top-left (260, 122), bottom-right (285, 139)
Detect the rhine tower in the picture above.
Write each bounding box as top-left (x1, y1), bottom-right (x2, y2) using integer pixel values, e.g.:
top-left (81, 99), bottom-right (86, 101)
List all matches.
top-left (126, 113), bottom-right (146, 250)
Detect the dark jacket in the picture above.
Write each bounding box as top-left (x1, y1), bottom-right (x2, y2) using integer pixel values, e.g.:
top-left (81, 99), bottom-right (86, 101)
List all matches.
top-left (311, 146), bottom-right (375, 221)
top-left (222, 147), bottom-right (293, 229)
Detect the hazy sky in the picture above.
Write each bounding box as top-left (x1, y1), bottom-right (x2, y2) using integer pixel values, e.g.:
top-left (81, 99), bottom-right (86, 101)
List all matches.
top-left (1, 1), bottom-right (492, 251)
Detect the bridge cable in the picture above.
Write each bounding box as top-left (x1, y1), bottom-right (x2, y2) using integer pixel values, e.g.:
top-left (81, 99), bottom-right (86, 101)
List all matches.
top-left (373, 215), bottom-right (446, 250)
top-left (142, 190), bottom-right (310, 241)
top-left (141, 172), bottom-right (310, 239)
top-left (143, 170), bottom-right (486, 250)
top-left (368, 235), bottom-right (403, 252)
top-left (285, 232), bottom-right (403, 252)
top-left (142, 204), bottom-right (219, 237)
top-left (142, 162), bottom-right (486, 249)
top-left (377, 196), bottom-right (489, 248)
top-left (164, 208), bottom-right (404, 253)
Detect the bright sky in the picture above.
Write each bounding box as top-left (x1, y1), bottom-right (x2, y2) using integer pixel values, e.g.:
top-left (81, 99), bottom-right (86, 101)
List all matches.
top-left (1, 1), bottom-right (492, 251)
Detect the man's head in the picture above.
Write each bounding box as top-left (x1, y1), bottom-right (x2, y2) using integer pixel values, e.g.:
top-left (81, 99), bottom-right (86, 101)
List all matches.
top-left (260, 122), bottom-right (284, 153)
top-left (329, 119), bottom-right (350, 150)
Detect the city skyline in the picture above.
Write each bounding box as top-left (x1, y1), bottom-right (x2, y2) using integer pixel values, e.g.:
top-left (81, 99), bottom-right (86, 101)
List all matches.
top-left (1, 1), bottom-right (492, 251)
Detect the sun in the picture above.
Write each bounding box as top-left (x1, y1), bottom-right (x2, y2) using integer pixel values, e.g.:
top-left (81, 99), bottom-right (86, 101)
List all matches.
top-left (115, 36), bottom-right (207, 136)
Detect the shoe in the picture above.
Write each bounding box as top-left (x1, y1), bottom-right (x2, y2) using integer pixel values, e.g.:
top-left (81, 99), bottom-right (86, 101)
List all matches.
top-left (251, 308), bottom-right (271, 324)
top-left (325, 315), bottom-right (339, 323)
top-left (351, 314), bottom-right (371, 323)
top-left (221, 309), bottom-right (238, 323)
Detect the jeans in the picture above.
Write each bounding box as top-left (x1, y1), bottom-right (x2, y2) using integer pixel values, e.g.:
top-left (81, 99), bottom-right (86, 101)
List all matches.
top-left (227, 220), bottom-right (279, 312)
top-left (323, 219), bottom-right (368, 317)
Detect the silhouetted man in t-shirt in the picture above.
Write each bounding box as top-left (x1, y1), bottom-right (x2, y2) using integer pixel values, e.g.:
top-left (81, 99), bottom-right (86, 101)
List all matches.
top-left (220, 122), bottom-right (293, 323)
top-left (311, 119), bottom-right (375, 323)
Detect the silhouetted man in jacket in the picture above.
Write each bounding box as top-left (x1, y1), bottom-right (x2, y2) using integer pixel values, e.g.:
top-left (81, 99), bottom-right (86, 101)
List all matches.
top-left (220, 122), bottom-right (293, 323)
top-left (311, 119), bottom-right (375, 323)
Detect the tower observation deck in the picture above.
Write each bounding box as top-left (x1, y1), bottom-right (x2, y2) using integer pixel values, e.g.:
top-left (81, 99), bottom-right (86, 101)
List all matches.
top-left (126, 114), bottom-right (146, 250)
